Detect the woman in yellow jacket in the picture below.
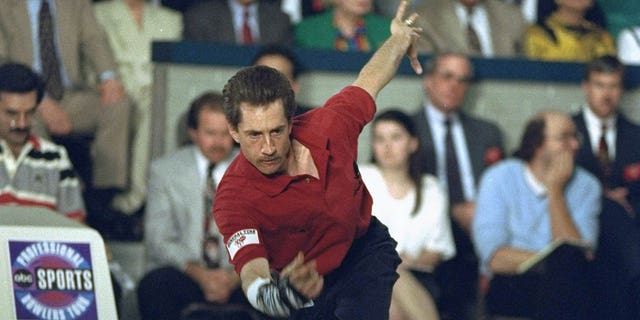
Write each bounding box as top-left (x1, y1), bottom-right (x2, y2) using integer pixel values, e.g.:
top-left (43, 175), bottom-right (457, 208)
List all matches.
top-left (524, 0), bottom-right (615, 62)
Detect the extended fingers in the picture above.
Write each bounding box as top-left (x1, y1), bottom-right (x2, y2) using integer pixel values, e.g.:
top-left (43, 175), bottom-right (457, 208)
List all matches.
top-left (394, 0), bottom-right (409, 22)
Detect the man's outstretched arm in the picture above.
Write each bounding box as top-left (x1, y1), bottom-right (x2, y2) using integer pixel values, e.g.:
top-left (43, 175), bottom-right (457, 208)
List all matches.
top-left (353, 0), bottom-right (423, 99)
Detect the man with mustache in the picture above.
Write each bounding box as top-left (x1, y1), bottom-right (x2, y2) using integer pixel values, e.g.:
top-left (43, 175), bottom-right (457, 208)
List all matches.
top-left (137, 92), bottom-right (248, 320)
top-left (212, 2), bottom-right (422, 319)
top-left (572, 55), bottom-right (640, 320)
top-left (0, 62), bottom-right (84, 221)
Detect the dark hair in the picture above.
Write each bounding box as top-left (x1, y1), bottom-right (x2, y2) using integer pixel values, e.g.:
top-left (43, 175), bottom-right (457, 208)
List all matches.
top-left (251, 44), bottom-right (304, 80)
top-left (222, 65), bottom-right (296, 129)
top-left (187, 91), bottom-right (224, 130)
top-left (513, 115), bottom-right (546, 162)
top-left (370, 109), bottom-right (424, 216)
top-left (0, 63), bottom-right (45, 104)
top-left (536, 0), bottom-right (606, 27)
top-left (584, 55), bottom-right (625, 82)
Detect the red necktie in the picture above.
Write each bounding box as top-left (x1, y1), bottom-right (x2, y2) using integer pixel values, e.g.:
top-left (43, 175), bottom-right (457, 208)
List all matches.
top-left (597, 123), bottom-right (611, 185)
top-left (242, 7), bottom-right (254, 45)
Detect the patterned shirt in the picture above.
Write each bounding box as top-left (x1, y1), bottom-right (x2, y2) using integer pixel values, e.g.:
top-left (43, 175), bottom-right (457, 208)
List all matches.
top-left (0, 136), bottom-right (85, 220)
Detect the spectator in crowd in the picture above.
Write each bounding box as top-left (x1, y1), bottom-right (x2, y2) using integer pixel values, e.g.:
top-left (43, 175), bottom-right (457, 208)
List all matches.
top-left (473, 110), bottom-right (601, 319)
top-left (360, 109), bottom-right (455, 320)
top-left (295, 0), bottom-right (390, 52)
top-left (572, 55), bottom-right (640, 320)
top-left (0, 62), bottom-right (84, 221)
top-left (524, 0), bottom-right (615, 62)
top-left (617, 26), bottom-right (640, 65)
top-left (411, 52), bottom-right (504, 320)
top-left (0, 0), bottom-right (134, 237)
top-left (183, 0), bottom-right (293, 47)
top-left (413, 0), bottom-right (527, 57)
top-left (251, 44), bottom-right (312, 115)
top-left (137, 92), bottom-right (251, 320)
top-left (94, 0), bottom-right (182, 215)
top-left (212, 2), bottom-right (422, 318)
top-left (0, 61), bottom-right (126, 317)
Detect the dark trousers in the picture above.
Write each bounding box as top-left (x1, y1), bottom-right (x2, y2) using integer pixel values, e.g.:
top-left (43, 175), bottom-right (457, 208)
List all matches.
top-left (485, 245), bottom-right (593, 320)
top-left (290, 216), bottom-right (401, 320)
top-left (591, 199), bottom-right (640, 320)
top-left (435, 219), bottom-right (479, 320)
top-left (137, 266), bottom-right (249, 320)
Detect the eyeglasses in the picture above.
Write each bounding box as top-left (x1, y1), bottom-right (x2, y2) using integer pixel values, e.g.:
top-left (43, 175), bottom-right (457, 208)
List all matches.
top-left (433, 71), bottom-right (472, 84)
top-left (546, 132), bottom-right (583, 145)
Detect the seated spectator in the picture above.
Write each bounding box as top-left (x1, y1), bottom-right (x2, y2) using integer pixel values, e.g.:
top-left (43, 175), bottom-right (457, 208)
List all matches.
top-left (0, 0), bottom-right (134, 238)
top-left (183, 0), bottom-right (293, 47)
top-left (137, 92), bottom-right (254, 320)
top-left (413, 0), bottom-right (526, 57)
top-left (94, 0), bottom-right (182, 215)
top-left (572, 55), bottom-right (640, 319)
top-left (250, 44), bottom-right (313, 115)
top-left (472, 111), bottom-right (601, 319)
top-left (412, 52), bottom-right (505, 320)
top-left (360, 109), bottom-right (455, 320)
top-left (524, 0), bottom-right (615, 62)
top-left (0, 61), bottom-right (125, 316)
top-left (0, 62), bottom-right (85, 221)
top-left (617, 26), bottom-right (640, 65)
top-left (295, 0), bottom-right (390, 52)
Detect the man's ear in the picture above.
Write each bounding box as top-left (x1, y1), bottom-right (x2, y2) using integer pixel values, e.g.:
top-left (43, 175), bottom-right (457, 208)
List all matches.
top-left (228, 123), bottom-right (240, 143)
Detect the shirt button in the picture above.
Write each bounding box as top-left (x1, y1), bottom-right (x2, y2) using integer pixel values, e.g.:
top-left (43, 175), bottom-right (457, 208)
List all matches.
top-left (305, 177), bottom-right (310, 183)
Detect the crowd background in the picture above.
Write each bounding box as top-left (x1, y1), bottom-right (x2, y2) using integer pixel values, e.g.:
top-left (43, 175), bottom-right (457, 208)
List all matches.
top-left (2, 0), bottom-right (640, 319)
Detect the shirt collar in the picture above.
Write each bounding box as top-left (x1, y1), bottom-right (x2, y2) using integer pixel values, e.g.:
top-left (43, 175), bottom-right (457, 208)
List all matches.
top-left (194, 146), bottom-right (239, 184)
top-left (583, 105), bottom-right (616, 131)
top-left (524, 163), bottom-right (547, 197)
top-left (425, 102), bottom-right (460, 126)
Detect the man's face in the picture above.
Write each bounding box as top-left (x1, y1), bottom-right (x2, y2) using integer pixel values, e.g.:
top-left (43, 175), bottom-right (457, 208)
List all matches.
top-left (0, 91), bottom-right (37, 150)
top-left (582, 71), bottom-right (623, 119)
top-left (254, 54), bottom-right (300, 94)
top-left (229, 100), bottom-right (292, 175)
top-left (424, 55), bottom-right (472, 114)
top-left (540, 113), bottom-right (580, 160)
top-left (189, 108), bottom-right (235, 163)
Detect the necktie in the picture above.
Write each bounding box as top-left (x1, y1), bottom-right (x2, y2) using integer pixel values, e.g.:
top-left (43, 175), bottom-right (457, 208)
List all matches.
top-left (445, 118), bottom-right (465, 205)
top-left (242, 7), bottom-right (254, 45)
top-left (39, 1), bottom-right (64, 100)
top-left (466, 8), bottom-right (481, 55)
top-left (203, 162), bottom-right (220, 268)
top-left (597, 123), bottom-right (611, 185)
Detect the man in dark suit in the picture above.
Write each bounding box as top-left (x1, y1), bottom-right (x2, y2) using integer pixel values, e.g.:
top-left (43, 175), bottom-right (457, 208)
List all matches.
top-left (572, 55), bottom-right (640, 320)
top-left (183, 0), bottom-right (293, 47)
top-left (412, 52), bottom-right (504, 320)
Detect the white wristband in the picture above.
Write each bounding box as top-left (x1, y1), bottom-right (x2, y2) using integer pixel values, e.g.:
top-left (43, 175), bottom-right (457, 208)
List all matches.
top-left (247, 276), bottom-right (271, 310)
